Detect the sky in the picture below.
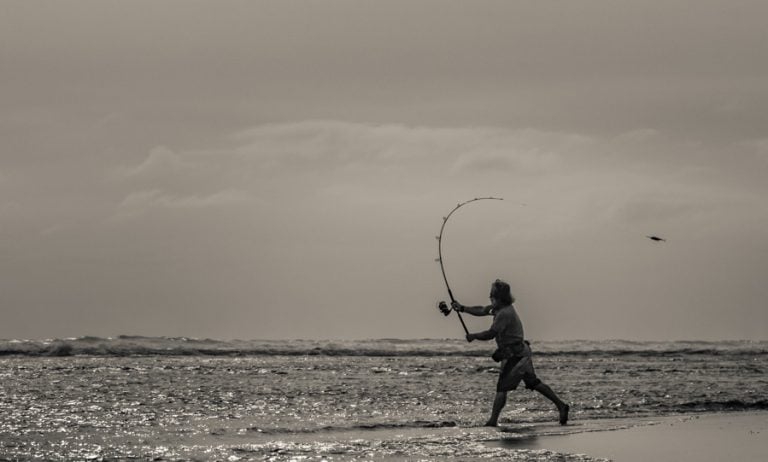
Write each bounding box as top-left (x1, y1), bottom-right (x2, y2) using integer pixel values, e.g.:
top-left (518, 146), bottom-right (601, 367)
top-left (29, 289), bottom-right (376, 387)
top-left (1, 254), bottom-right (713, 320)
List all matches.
top-left (1, 0), bottom-right (767, 341)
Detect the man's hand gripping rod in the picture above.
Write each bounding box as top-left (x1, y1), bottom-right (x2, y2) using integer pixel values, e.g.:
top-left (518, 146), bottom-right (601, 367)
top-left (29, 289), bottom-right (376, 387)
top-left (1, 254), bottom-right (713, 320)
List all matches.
top-left (436, 197), bottom-right (503, 336)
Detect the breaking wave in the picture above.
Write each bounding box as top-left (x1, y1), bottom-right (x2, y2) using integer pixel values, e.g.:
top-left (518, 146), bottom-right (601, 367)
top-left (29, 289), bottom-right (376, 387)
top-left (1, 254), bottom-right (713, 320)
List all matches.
top-left (0, 337), bottom-right (765, 358)
top-left (677, 399), bottom-right (768, 412)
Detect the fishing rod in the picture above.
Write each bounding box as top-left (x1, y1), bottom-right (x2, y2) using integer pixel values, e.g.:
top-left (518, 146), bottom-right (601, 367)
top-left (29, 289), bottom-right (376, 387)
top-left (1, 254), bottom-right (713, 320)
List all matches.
top-left (436, 197), bottom-right (503, 336)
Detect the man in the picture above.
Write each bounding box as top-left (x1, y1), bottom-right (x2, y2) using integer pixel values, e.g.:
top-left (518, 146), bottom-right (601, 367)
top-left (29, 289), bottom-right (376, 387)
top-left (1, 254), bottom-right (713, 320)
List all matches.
top-left (451, 279), bottom-right (569, 427)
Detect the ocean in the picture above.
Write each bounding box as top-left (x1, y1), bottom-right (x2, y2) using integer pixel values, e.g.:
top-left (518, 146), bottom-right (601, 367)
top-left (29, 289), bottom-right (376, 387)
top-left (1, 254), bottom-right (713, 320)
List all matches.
top-left (1, 337), bottom-right (766, 461)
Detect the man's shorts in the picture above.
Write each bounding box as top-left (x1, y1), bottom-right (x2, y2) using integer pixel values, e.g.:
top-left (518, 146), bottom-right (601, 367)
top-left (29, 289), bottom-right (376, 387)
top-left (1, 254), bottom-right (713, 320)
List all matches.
top-left (497, 355), bottom-right (541, 392)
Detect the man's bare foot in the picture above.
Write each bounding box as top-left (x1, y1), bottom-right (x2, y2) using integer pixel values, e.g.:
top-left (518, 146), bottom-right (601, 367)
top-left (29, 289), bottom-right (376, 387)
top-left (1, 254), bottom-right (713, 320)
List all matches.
top-left (559, 404), bottom-right (570, 425)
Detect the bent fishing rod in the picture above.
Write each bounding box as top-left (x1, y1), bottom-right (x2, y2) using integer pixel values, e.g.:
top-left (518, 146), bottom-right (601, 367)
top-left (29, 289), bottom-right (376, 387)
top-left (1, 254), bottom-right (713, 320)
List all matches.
top-left (436, 197), bottom-right (503, 336)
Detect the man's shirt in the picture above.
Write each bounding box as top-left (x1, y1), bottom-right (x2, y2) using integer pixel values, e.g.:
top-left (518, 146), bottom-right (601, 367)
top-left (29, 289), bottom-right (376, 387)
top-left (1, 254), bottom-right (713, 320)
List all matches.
top-left (490, 305), bottom-right (524, 348)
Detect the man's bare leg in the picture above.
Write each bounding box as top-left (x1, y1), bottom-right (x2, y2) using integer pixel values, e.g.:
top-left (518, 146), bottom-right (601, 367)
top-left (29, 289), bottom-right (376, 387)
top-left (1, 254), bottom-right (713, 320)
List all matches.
top-left (533, 382), bottom-right (569, 425)
top-left (485, 391), bottom-right (507, 426)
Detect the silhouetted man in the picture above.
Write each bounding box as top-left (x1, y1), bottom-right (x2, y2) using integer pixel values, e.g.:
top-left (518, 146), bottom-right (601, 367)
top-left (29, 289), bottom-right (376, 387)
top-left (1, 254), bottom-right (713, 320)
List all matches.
top-left (452, 279), bottom-right (569, 426)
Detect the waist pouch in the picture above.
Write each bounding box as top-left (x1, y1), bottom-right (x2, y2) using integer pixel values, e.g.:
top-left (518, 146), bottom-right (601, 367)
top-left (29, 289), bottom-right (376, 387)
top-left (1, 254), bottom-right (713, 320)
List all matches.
top-left (491, 341), bottom-right (529, 362)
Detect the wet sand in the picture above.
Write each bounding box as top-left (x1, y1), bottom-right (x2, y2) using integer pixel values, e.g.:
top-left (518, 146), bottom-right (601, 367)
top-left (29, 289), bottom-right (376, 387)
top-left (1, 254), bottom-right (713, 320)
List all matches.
top-left (495, 412), bottom-right (768, 461)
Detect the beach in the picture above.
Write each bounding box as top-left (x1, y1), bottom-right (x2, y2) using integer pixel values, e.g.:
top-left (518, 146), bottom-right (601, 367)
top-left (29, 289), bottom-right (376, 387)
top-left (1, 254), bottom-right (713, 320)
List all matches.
top-left (233, 411), bottom-right (768, 461)
top-left (496, 412), bottom-right (768, 461)
top-left (1, 337), bottom-right (766, 460)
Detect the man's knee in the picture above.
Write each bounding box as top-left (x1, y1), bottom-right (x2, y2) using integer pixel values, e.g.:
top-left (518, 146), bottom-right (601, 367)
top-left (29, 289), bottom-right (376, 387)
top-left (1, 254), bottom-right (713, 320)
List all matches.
top-left (524, 377), bottom-right (542, 390)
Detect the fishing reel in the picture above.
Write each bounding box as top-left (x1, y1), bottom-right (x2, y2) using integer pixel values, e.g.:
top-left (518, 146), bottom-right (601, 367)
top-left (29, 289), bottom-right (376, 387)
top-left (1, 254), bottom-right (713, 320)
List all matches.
top-left (438, 301), bottom-right (451, 316)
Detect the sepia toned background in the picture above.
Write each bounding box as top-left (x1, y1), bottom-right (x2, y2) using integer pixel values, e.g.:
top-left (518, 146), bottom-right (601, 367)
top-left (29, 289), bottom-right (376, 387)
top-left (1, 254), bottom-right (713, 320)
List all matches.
top-left (2, 1), bottom-right (767, 340)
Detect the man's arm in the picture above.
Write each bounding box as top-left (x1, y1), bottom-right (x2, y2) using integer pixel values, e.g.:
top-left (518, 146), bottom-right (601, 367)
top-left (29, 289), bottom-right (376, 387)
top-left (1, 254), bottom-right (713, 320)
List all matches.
top-left (467, 328), bottom-right (497, 342)
top-left (451, 301), bottom-right (493, 316)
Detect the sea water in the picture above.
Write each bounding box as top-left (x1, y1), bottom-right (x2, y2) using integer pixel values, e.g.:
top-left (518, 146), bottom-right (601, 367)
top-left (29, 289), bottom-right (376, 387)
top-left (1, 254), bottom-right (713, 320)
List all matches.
top-left (1, 338), bottom-right (766, 460)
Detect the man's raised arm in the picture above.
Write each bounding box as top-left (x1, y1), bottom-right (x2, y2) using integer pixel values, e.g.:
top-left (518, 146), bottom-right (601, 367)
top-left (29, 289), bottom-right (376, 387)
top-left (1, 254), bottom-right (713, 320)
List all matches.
top-left (451, 301), bottom-right (493, 316)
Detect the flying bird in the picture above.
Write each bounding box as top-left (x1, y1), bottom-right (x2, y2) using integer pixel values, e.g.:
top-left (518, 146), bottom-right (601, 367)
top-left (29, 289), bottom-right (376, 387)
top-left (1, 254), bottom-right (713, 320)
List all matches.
top-left (646, 235), bottom-right (666, 242)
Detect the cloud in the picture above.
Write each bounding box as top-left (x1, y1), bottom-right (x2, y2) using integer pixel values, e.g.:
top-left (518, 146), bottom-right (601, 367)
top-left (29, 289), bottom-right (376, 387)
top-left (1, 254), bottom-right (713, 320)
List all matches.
top-left (7, 119), bottom-right (768, 340)
top-left (115, 188), bottom-right (253, 217)
top-left (230, 121), bottom-right (452, 173)
top-left (614, 194), bottom-right (714, 226)
top-left (115, 122), bottom-right (589, 200)
top-left (451, 152), bottom-right (519, 173)
top-left (103, 120), bottom-right (768, 266)
top-left (122, 189), bottom-right (250, 208)
top-left (228, 121), bottom-right (594, 173)
top-left (108, 121), bottom-right (768, 226)
top-left (118, 146), bottom-right (186, 178)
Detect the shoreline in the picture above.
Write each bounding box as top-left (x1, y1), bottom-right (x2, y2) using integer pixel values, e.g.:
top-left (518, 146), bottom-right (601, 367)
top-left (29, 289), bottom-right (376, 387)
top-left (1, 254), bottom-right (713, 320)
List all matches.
top-left (492, 411), bottom-right (768, 461)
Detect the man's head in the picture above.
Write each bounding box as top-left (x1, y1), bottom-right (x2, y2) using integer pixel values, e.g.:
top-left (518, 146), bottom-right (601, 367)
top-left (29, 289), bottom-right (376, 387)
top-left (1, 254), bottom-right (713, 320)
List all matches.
top-left (490, 279), bottom-right (515, 307)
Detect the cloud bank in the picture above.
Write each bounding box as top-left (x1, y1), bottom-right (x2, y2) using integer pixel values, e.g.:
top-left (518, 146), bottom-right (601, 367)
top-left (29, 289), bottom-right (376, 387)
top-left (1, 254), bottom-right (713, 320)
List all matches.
top-left (3, 120), bottom-right (766, 340)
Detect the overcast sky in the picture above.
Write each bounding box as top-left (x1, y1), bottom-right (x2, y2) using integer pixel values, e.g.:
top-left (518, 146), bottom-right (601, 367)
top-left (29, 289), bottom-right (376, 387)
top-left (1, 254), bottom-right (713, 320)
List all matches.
top-left (2, 1), bottom-right (767, 341)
